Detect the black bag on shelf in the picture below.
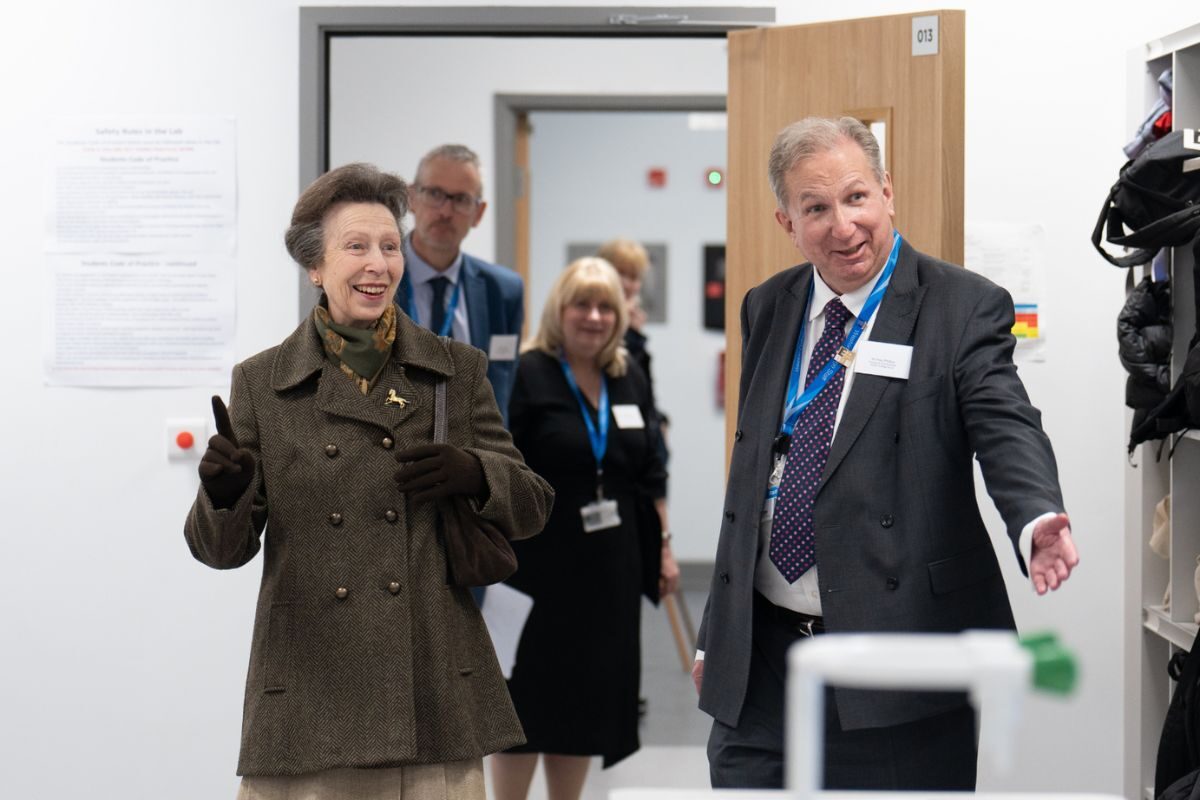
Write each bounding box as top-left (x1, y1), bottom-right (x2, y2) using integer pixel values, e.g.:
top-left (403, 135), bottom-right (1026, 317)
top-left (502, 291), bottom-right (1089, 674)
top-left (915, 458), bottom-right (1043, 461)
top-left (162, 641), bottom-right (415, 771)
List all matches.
top-left (1159, 766), bottom-right (1200, 800)
top-left (1093, 129), bottom-right (1200, 268)
top-left (1119, 276), bottom-right (1173, 423)
top-left (1156, 628), bottom-right (1200, 795)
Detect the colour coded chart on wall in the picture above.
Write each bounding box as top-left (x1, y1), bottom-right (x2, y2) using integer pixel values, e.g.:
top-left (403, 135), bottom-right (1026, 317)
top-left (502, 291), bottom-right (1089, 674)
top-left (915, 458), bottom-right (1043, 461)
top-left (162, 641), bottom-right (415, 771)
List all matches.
top-left (1013, 304), bottom-right (1040, 339)
top-left (965, 222), bottom-right (1047, 362)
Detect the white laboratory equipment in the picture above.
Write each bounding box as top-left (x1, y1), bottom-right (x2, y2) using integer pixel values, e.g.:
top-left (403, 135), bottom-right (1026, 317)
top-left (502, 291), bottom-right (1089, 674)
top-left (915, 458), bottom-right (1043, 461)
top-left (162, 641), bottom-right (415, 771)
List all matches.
top-left (612, 630), bottom-right (1121, 800)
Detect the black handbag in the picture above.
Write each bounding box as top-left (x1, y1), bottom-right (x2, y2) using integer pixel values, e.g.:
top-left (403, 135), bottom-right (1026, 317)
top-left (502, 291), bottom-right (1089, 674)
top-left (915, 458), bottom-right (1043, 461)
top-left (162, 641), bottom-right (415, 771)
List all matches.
top-left (1093, 129), bottom-right (1200, 268)
top-left (432, 379), bottom-right (518, 587)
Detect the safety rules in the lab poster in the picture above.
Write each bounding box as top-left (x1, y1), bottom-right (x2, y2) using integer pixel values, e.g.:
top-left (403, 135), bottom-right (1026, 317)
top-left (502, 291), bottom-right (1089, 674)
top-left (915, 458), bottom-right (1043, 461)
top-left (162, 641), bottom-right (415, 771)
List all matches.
top-left (44, 118), bottom-right (236, 386)
top-left (965, 222), bottom-right (1047, 363)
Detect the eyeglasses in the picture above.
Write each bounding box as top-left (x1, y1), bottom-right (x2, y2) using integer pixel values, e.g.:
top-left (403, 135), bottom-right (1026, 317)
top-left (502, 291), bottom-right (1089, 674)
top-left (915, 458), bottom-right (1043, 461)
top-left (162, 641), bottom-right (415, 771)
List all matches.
top-left (413, 184), bottom-right (481, 215)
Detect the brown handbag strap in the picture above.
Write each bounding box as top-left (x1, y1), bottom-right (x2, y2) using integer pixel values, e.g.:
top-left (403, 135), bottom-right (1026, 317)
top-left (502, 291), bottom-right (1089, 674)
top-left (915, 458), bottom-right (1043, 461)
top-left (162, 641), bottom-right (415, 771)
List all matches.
top-left (434, 379), bottom-right (447, 444)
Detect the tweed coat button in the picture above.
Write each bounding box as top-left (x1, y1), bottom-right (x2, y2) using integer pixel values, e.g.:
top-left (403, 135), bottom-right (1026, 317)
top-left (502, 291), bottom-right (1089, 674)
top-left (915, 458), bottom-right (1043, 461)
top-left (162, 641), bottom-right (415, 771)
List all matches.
top-left (880, 514), bottom-right (894, 528)
top-left (886, 577), bottom-right (899, 590)
top-left (324, 444), bottom-right (339, 457)
top-left (724, 510), bottom-right (735, 522)
top-left (385, 509), bottom-right (398, 523)
top-left (382, 436), bottom-right (395, 450)
top-left (734, 429), bottom-right (744, 441)
top-left (388, 581), bottom-right (401, 594)
top-left (329, 512), bottom-right (343, 526)
top-left (720, 572), bottom-right (730, 584)
top-left (335, 587), bottom-right (349, 600)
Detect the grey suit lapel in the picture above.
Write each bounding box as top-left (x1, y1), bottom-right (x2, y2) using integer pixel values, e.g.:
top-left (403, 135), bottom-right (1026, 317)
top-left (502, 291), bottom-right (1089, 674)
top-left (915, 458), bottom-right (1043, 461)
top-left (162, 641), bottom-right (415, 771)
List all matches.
top-left (820, 242), bottom-right (926, 486)
top-left (754, 268), bottom-right (813, 460)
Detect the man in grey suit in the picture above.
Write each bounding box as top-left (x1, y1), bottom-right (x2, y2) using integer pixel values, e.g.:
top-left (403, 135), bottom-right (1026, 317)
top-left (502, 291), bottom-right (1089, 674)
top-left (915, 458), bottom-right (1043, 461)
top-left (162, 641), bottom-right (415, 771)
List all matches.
top-left (694, 117), bottom-right (1079, 791)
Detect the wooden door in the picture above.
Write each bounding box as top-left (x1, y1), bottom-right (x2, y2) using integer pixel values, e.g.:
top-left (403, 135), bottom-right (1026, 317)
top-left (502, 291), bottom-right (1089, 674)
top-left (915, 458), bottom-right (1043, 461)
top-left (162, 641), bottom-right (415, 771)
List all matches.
top-left (724, 10), bottom-right (965, 453)
top-left (514, 112), bottom-right (533, 339)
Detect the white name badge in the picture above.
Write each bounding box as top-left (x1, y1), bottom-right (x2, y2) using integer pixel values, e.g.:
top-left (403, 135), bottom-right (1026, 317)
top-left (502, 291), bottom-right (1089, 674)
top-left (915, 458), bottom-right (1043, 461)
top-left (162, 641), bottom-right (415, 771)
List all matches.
top-left (581, 498), bottom-right (622, 532)
top-left (855, 341), bottom-right (913, 380)
top-left (488, 334), bottom-right (518, 361)
top-left (611, 404), bottom-right (645, 429)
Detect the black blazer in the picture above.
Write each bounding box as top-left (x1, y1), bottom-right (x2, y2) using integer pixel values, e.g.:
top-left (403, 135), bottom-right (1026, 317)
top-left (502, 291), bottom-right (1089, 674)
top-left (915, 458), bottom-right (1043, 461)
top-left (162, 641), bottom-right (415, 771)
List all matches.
top-left (697, 240), bottom-right (1064, 731)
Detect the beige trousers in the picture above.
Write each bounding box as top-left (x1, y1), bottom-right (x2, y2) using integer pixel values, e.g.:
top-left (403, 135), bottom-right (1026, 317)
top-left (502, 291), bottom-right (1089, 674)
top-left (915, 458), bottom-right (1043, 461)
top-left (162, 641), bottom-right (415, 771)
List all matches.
top-left (236, 759), bottom-right (485, 800)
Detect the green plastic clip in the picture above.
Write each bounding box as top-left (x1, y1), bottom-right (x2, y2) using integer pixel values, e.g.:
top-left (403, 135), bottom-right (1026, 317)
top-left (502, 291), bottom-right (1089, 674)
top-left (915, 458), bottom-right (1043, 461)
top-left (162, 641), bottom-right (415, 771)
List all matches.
top-left (1019, 631), bottom-right (1077, 695)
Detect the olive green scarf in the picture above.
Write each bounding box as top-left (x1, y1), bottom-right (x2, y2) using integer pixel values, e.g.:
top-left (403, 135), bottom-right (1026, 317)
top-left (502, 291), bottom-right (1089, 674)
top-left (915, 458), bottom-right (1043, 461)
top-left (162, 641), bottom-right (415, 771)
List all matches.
top-left (312, 302), bottom-right (397, 394)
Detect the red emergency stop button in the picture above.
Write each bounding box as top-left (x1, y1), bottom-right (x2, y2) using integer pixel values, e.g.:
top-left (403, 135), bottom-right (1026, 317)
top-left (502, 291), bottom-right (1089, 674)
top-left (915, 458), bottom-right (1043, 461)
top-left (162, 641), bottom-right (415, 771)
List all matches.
top-left (176, 431), bottom-right (195, 450)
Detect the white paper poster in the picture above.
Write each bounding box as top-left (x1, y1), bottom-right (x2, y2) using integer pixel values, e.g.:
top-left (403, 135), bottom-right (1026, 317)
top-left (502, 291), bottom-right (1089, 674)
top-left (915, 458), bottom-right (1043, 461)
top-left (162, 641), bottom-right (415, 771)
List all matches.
top-left (44, 255), bottom-right (235, 386)
top-left (46, 118), bottom-right (236, 254)
top-left (965, 221), bottom-right (1047, 362)
top-left (44, 117), bottom-right (237, 386)
top-left (479, 583), bottom-right (534, 679)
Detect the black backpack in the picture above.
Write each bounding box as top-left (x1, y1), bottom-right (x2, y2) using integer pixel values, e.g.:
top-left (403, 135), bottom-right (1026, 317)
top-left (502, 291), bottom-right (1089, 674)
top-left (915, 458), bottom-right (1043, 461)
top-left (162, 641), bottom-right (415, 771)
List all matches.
top-left (1093, 129), bottom-right (1200, 268)
top-left (1160, 767), bottom-right (1200, 800)
top-left (1156, 627), bottom-right (1200, 795)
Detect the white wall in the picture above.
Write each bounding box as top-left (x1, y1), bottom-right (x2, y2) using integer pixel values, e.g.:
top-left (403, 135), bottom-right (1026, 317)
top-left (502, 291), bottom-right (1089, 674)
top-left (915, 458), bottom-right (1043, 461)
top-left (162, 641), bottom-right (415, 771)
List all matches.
top-left (4, 2), bottom-right (1200, 799)
top-left (328, 35), bottom-right (728, 261)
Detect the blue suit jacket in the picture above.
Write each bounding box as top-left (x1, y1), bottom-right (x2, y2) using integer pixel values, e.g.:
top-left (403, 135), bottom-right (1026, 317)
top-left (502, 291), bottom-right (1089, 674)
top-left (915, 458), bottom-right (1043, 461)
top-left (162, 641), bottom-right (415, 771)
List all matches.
top-left (398, 252), bottom-right (524, 425)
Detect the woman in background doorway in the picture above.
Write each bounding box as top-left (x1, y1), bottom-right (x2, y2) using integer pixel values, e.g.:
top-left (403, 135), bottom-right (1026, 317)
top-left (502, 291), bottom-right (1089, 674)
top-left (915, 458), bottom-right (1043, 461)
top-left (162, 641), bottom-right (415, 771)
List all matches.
top-left (596, 239), bottom-right (667, 451)
top-left (491, 257), bottom-right (679, 800)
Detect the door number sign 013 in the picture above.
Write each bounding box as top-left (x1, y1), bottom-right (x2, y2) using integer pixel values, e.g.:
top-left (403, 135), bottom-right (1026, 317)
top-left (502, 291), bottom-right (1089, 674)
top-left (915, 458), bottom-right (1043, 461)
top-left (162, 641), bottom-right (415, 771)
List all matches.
top-left (911, 15), bottom-right (939, 57)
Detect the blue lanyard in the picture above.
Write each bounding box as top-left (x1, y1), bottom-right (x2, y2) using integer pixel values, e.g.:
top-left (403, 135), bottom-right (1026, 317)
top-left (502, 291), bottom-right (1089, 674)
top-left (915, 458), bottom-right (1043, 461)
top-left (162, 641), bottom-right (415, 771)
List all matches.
top-left (403, 277), bottom-right (462, 338)
top-left (779, 231), bottom-right (903, 440)
top-left (559, 356), bottom-right (610, 475)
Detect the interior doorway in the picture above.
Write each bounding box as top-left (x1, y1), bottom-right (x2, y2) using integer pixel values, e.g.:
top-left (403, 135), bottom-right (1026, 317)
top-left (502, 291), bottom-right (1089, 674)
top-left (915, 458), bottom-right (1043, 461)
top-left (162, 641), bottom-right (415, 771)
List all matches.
top-left (301, 4), bottom-right (775, 320)
top-left (519, 106), bottom-right (729, 565)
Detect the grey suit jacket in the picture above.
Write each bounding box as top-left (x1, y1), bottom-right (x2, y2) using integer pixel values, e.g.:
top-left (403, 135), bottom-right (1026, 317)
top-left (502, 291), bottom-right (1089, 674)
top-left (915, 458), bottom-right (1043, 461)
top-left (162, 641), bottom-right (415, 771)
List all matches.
top-left (697, 240), bottom-right (1064, 731)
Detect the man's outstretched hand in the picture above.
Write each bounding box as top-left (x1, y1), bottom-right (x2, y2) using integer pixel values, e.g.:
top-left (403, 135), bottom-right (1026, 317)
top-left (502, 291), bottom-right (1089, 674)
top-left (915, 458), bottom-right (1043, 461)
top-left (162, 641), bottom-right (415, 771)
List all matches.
top-left (1030, 512), bottom-right (1078, 595)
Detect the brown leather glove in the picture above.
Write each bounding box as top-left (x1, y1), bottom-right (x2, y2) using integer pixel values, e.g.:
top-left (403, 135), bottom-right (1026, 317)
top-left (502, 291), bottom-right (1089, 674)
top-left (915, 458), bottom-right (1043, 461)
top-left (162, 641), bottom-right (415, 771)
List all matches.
top-left (198, 395), bottom-right (256, 509)
top-left (393, 443), bottom-right (485, 504)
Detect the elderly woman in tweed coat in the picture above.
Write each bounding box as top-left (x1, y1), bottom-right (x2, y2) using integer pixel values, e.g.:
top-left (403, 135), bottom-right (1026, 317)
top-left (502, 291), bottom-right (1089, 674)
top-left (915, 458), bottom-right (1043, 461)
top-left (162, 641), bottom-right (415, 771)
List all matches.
top-left (184, 162), bottom-right (553, 800)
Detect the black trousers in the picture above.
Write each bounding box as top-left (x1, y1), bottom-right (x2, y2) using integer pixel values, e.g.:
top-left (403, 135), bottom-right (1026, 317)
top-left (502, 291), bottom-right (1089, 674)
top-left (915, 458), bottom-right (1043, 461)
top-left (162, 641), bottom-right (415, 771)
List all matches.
top-left (707, 595), bottom-right (977, 791)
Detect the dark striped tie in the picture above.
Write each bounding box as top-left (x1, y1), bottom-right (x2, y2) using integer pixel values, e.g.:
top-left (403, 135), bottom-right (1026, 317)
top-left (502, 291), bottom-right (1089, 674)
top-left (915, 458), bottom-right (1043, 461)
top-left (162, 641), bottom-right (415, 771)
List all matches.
top-left (769, 297), bottom-right (853, 582)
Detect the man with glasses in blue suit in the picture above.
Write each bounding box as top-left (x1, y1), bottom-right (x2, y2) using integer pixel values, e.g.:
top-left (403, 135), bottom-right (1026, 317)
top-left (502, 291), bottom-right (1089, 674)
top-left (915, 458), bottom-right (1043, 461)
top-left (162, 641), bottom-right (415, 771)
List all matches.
top-left (401, 144), bottom-right (525, 424)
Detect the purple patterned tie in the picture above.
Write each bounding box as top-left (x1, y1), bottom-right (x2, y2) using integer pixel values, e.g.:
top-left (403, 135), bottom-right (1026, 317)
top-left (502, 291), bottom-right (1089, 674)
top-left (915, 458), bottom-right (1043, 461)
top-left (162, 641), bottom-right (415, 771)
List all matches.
top-left (769, 298), bottom-right (854, 582)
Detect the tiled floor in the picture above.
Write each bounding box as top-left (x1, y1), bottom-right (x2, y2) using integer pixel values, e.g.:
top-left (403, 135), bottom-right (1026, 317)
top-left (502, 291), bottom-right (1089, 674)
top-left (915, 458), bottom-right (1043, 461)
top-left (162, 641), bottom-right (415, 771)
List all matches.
top-left (485, 588), bottom-right (713, 800)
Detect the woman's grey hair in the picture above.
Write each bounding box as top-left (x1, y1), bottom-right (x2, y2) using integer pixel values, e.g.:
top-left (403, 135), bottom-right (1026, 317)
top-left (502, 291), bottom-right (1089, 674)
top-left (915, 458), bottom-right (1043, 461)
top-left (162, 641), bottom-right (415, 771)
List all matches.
top-left (284, 162), bottom-right (408, 271)
top-left (768, 117), bottom-right (884, 210)
top-left (415, 144), bottom-right (484, 193)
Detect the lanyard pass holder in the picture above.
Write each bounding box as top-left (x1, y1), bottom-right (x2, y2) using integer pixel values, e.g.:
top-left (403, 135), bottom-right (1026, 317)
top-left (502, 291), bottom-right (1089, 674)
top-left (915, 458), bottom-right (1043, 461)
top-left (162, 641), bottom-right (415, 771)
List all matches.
top-left (581, 468), bottom-right (621, 533)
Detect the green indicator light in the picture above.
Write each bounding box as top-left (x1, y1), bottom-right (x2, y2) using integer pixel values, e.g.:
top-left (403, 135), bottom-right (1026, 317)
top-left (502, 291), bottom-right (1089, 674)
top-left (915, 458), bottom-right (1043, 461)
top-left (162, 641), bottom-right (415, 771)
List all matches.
top-left (708, 170), bottom-right (723, 186)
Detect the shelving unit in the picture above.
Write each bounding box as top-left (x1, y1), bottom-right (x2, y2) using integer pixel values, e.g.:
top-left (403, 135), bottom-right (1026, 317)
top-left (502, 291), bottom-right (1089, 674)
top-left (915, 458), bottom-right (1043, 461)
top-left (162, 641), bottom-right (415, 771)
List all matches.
top-left (1125, 21), bottom-right (1200, 800)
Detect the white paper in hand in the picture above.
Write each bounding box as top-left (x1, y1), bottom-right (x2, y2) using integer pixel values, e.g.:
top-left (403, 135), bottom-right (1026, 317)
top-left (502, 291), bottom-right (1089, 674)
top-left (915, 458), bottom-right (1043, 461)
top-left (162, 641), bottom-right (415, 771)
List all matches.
top-left (480, 583), bottom-right (534, 678)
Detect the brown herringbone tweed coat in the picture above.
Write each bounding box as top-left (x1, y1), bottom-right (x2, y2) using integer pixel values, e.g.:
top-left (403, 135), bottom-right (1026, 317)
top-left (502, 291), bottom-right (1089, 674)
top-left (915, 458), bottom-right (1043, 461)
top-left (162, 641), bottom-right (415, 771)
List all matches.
top-left (185, 310), bottom-right (554, 777)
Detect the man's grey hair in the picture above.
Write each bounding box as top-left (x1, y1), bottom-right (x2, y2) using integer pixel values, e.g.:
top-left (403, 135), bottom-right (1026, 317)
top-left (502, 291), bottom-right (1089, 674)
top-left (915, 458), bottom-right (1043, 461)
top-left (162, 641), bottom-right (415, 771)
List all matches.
top-left (768, 117), bottom-right (884, 210)
top-left (414, 144), bottom-right (483, 194)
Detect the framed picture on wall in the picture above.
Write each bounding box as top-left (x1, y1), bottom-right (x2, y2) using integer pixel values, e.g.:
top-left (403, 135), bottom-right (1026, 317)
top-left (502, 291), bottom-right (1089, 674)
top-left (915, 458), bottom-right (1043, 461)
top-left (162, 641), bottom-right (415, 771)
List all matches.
top-left (566, 242), bottom-right (668, 323)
